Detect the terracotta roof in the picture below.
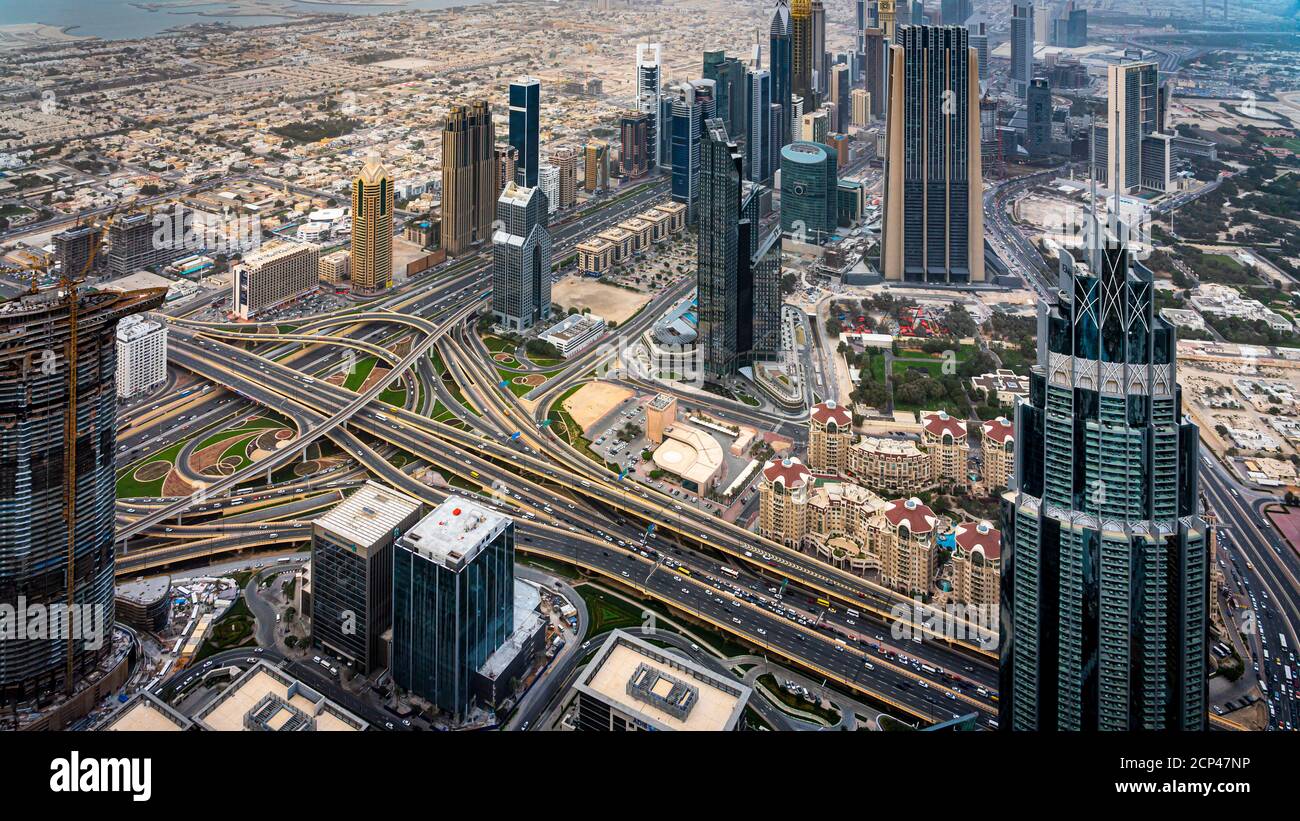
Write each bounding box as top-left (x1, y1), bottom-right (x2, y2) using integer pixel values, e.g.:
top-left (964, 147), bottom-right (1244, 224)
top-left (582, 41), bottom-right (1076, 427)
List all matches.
top-left (981, 416), bottom-right (1014, 445)
top-left (954, 520), bottom-right (1001, 560)
top-left (883, 497), bottom-right (937, 533)
top-left (762, 457), bottom-right (812, 490)
top-left (922, 410), bottom-right (967, 441)
top-left (810, 400), bottom-right (852, 428)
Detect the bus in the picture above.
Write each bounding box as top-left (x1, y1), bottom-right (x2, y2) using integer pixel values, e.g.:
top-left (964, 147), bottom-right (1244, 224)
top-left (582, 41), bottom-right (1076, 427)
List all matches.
top-left (678, 567), bottom-right (691, 577)
top-left (845, 608), bottom-right (860, 619)
top-left (1285, 666), bottom-right (1292, 683)
top-left (1281, 633), bottom-right (1288, 651)
top-left (816, 598), bottom-right (831, 608)
top-left (719, 566), bottom-right (739, 579)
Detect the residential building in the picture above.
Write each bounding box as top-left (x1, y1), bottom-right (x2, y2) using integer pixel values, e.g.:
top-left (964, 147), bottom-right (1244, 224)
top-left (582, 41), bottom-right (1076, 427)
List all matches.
top-left (495, 145), bottom-right (518, 195)
top-left (850, 88), bottom-right (872, 128)
top-left (350, 155), bottom-right (393, 294)
top-left (442, 101), bottom-right (496, 256)
top-left (808, 399), bottom-right (853, 473)
top-left (636, 43), bottom-right (664, 169)
top-left (1010, 2), bottom-right (1034, 98)
top-left (746, 68), bottom-right (774, 183)
top-left (54, 224), bottom-right (96, 279)
top-left (877, 497), bottom-right (937, 595)
top-left (981, 415), bottom-right (1015, 490)
top-left (115, 313), bottom-right (168, 398)
top-left (584, 140), bottom-right (610, 193)
top-left (847, 435), bottom-right (934, 494)
top-left (552, 147), bottom-right (579, 208)
top-left (232, 240), bottom-right (319, 320)
top-left (952, 520), bottom-right (1000, 614)
top-left (620, 112), bottom-right (651, 178)
top-left (758, 456), bottom-right (814, 547)
top-left (318, 248), bottom-right (351, 285)
top-left (920, 410), bottom-right (969, 487)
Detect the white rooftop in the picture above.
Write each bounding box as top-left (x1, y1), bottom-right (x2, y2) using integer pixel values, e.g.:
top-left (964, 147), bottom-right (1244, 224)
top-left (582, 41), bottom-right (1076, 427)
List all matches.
top-left (315, 481), bottom-right (423, 551)
top-left (398, 495), bottom-right (510, 570)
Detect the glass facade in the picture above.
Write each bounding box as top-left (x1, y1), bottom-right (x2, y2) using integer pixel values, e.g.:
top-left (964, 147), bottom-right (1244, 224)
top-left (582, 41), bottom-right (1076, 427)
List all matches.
top-left (780, 141), bottom-right (837, 244)
top-left (508, 79), bottom-right (540, 188)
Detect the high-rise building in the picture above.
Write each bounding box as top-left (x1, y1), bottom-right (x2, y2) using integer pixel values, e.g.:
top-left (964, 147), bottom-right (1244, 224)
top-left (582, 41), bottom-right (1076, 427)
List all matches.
top-left (583, 141), bottom-right (610, 193)
top-left (441, 101), bottom-right (496, 256)
top-left (801, 108), bottom-right (830, 144)
top-left (620, 112), bottom-right (651, 178)
top-left (780, 141), bottom-right (838, 245)
top-left (941, 0), bottom-right (972, 24)
top-left (1000, 215), bottom-right (1209, 731)
top-left (538, 163), bottom-right (560, 215)
top-left (551, 147), bottom-right (579, 209)
top-left (863, 27), bottom-right (887, 120)
top-left (508, 78), bottom-right (541, 188)
top-left (828, 63), bottom-right (851, 132)
top-left (1010, 1), bottom-right (1035, 98)
top-left (791, 0), bottom-right (815, 104)
top-left (769, 1), bottom-right (794, 148)
top-left (636, 43), bottom-right (663, 169)
top-left (669, 81), bottom-right (715, 223)
top-left (54, 224), bottom-right (96, 280)
top-left (698, 119), bottom-right (782, 380)
top-left (495, 145), bottom-right (518, 195)
top-left (881, 24), bottom-right (985, 283)
top-left (746, 68), bottom-right (773, 183)
top-left (1051, 1), bottom-right (1087, 47)
top-left (1104, 60), bottom-right (1161, 194)
top-left (703, 50), bottom-right (747, 155)
top-left (0, 285), bottom-right (165, 708)
top-left (851, 88), bottom-right (872, 128)
top-left (107, 211), bottom-right (181, 275)
top-left (967, 16), bottom-right (989, 80)
top-left (810, 0), bottom-right (828, 96)
top-left (392, 496), bottom-right (515, 719)
top-left (115, 313), bottom-right (167, 399)
top-left (808, 400), bottom-right (854, 473)
top-left (491, 182), bottom-right (552, 332)
top-left (349, 155), bottom-right (393, 296)
top-left (311, 481), bottom-right (423, 674)
top-left (1026, 76), bottom-right (1054, 156)
top-left (233, 240), bottom-right (320, 319)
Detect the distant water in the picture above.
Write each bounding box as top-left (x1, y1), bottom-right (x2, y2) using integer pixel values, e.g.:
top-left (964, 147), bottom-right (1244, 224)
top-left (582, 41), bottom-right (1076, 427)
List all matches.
top-left (0, 0), bottom-right (488, 42)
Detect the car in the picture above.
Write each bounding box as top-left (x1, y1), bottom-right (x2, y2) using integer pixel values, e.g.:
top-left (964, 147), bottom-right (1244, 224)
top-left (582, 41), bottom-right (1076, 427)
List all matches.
top-left (731, 617), bottom-right (742, 625)
top-left (918, 681), bottom-right (929, 689)
top-left (756, 628), bottom-right (767, 635)
top-left (621, 570), bottom-right (630, 577)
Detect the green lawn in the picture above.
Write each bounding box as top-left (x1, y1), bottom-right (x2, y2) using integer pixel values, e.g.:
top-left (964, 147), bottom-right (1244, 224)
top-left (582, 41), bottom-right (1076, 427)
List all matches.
top-left (342, 355), bottom-right (378, 391)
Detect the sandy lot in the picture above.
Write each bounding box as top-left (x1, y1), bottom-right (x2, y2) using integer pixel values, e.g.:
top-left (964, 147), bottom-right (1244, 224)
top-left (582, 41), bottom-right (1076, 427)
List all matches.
top-left (551, 276), bottom-right (653, 325)
top-left (563, 381), bottom-right (633, 434)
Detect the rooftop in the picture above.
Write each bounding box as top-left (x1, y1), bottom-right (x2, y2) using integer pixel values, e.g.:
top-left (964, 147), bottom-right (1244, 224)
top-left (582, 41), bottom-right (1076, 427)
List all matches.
top-left (193, 661), bottom-right (367, 731)
top-left (954, 520), bottom-right (1001, 560)
top-left (810, 399), bottom-right (852, 427)
top-left (101, 691), bottom-right (192, 731)
top-left (922, 410), bottom-right (967, 441)
top-left (762, 456), bottom-right (812, 490)
top-left (315, 481), bottom-right (423, 552)
top-left (398, 495), bottom-right (510, 571)
top-left (982, 416), bottom-right (1014, 445)
top-left (883, 497), bottom-right (937, 534)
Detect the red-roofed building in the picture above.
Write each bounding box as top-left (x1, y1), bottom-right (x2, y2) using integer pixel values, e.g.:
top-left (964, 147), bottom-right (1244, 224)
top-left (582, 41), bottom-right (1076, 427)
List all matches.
top-left (952, 520), bottom-right (1001, 615)
top-left (759, 457), bottom-right (813, 547)
top-left (808, 400), bottom-right (853, 473)
top-left (876, 497), bottom-right (938, 595)
top-left (981, 416), bottom-right (1015, 491)
top-left (920, 410), bottom-right (970, 488)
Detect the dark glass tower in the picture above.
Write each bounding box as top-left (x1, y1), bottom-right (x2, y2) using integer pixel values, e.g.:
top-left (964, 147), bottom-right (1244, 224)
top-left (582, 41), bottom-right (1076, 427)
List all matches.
top-left (1000, 216), bottom-right (1210, 732)
top-left (769, 0), bottom-right (793, 147)
top-left (0, 285), bottom-right (165, 705)
top-left (670, 81), bottom-right (715, 223)
top-left (392, 497), bottom-right (515, 718)
top-left (703, 50), bottom-right (747, 158)
top-left (508, 78), bottom-right (540, 188)
top-left (780, 141), bottom-right (837, 245)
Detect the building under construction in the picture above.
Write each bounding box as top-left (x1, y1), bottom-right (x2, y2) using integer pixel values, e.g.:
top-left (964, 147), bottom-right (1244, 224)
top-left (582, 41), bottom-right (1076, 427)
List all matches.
top-left (0, 285), bottom-right (165, 709)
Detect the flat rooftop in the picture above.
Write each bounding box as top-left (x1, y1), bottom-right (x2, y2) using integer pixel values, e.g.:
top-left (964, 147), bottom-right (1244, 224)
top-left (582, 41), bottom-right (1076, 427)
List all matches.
top-left (398, 495), bottom-right (510, 570)
top-left (315, 480), bottom-right (423, 551)
top-left (102, 691), bottom-right (192, 731)
top-left (194, 661), bottom-right (366, 731)
top-left (575, 630), bottom-right (750, 731)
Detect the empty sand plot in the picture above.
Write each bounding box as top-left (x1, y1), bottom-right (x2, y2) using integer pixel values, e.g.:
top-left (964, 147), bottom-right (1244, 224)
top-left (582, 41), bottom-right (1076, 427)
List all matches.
top-left (551, 277), bottom-right (652, 325)
top-left (563, 382), bottom-right (633, 434)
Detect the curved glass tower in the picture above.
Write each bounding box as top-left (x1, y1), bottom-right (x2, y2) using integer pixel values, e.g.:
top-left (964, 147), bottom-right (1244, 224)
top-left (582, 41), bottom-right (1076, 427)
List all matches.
top-left (1000, 217), bottom-right (1209, 731)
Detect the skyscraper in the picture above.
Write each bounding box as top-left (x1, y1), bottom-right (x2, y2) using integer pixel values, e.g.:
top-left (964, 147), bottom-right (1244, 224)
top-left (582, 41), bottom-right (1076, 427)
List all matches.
top-left (491, 182), bottom-right (552, 331)
top-left (881, 24), bottom-right (985, 283)
top-left (968, 16), bottom-right (989, 80)
top-left (583, 140), bottom-right (610, 193)
top-left (392, 496), bottom-right (515, 718)
top-left (538, 163), bottom-right (560, 216)
top-left (551, 146), bottom-right (579, 209)
top-left (698, 119), bottom-right (782, 379)
top-left (941, 0), bottom-right (972, 25)
top-left (1011, 1), bottom-right (1035, 98)
top-left (1104, 60), bottom-right (1161, 194)
top-left (620, 111), bottom-right (651, 178)
top-left (1000, 214), bottom-right (1209, 731)
top-left (509, 77), bottom-right (541, 188)
top-left (810, 0), bottom-right (828, 96)
top-left (791, 0), bottom-right (815, 105)
top-left (769, 0), bottom-right (794, 147)
top-left (829, 63), bottom-right (851, 132)
top-left (703, 50), bottom-right (747, 155)
top-left (1026, 76), bottom-right (1054, 156)
top-left (669, 80), bottom-right (715, 223)
top-left (350, 155), bottom-right (393, 295)
top-left (53, 224), bottom-right (96, 280)
top-left (0, 284), bottom-right (165, 707)
top-left (495, 144), bottom-right (517, 195)
top-left (780, 141), bottom-right (838, 245)
top-left (863, 27), bottom-right (887, 120)
top-left (746, 68), bottom-right (774, 183)
top-left (441, 101), bottom-right (496, 256)
top-left (636, 43), bottom-right (663, 169)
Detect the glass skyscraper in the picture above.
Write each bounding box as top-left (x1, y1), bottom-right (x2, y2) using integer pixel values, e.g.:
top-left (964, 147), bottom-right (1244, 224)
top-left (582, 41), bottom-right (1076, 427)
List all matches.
top-left (392, 497), bottom-right (516, 718)
top-left (508, 77), bottom-right (540, 188)
top-left (670, 81), bottom-right (715, 223)
top-left (780, 141), bottom-right (837, 245)
top-left (746, 68), bottom-right (773, 183)
top-left (769, 0), bottom-right (793, 148)
top-left (491, 182), bottom-right (552, 331)
top-left (1000, 216), bottom-right (1210, 732)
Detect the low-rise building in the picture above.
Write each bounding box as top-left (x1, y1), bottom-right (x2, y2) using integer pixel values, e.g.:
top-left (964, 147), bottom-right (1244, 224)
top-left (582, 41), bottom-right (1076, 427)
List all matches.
top-left (193, 661), bottom-right (368, 731)
top-left (645, 392), bottom-right (678, 444)
top-left (651, 423), bottom-right (724, 492)
top-left (539, 312), bottom-right (607, 356)
top-left (318, 248), bottom-right (351, 285)
top-left (969, 369), bottom-right (1030, 405)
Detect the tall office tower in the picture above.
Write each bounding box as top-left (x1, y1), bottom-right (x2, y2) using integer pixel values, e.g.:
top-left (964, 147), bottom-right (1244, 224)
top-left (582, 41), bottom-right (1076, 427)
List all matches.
top-left (1010, 1), bottom-right (1034, 98)
top-left (769, 102), bottom-right (784, 179)
top-left (583, 141), bottom-right (610, 193)
top-left (863, 27), bottom-right (887, 120)
top-left (881, 25), bottom-right (985, 283)
top-left (311, 481), bottom-right (423, 674)
top-left (1000, 214), bottom-right (1209, 731)
top-left (234, 240), bottom-right (320, 319)
top-left (879, 0), bottom-right (897, 40)
top-left (620, 112), bottom-right (651, 178)
top-left (980, 92), bottom-right (1003, 176)
top-left (703, 50), bottom-right (747, 152)
top-left (538, 163), bottom-right (560, 216)
top-left (552, 146), bottom-right (579, 208)
top-left (967, 16), bottom-right (989, 80)
top-left (0, 284), bottom-right (165, 708)
top-left (491, 182), bottom-right (552, 331)
top-left (508, 78), bottom-right (541, 188)
top-left (851, 88), bottom-right (871, 127)
top-left (441, 101), bottom-right (496, 256)
top-left (829, 63), bottom-right (851, 132)
top-left (1052, 1), bottom-right (1086, 47)
top-left (392, 496), bottom-right (515, 719)
top-left (801, 109), bottom-right (830, 144)
top-left (1105, 60), bottom-right (1160, 194)
top-left (54, 224), bottom-right (96, 279)
top-left (636, 43), bottom-right (663, 169)
top-left (790, 94), bottom-right (805, 136)
top-left (780, 141), bottom-right (838, 244)
top-left (115, 313), bottom-right (168, 399)
top-left (698, 119), bottom-right (782, 379)
top-left (669, 81), bottom-right (715, 223)
top-left (791, 0), bottom-right (815, 105)
top-left (107, 211), bottom-right (179, 275)
top-left (770, 1), bottom-right (794, 149)
top-left (349, 155), bottom-right (393, 296)
top-left (855, 0), bottom-right (869, 53)
top-left (811, 0), bottom-right (828, 96)
top-left (941, 0), bottom-right (971, 24)
top-left (494, 145), bottom-right (518, 195)
top-left (746, 69), bottom-right (774, 183)
top-left (1026, 76), bottom-right (1053, 156)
